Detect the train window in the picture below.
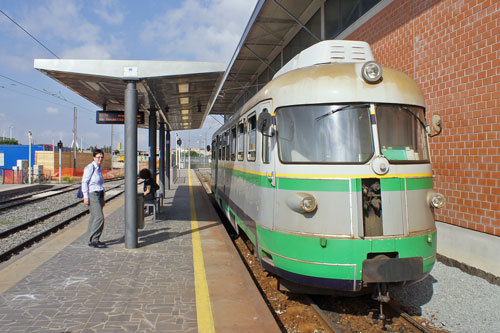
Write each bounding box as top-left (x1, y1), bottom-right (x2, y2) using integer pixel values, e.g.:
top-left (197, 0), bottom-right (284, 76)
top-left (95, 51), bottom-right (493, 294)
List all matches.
top-left (212, 140), bottom-right (216, 160)
top-left (247, 114), bottom-right (256, 161)
top-left (225, 131), bottom-right (230, 161)
top-left (230, 126), bottom-right (237, 161)
top-left (261, 109), bottom-right (271, 164)
top-left (221, 133), bottom-right (226, 161)
top-left (237, 122), bottom-right (244, 161)
top-left (217, 135), bottom-right (222, 161)
top-left (276, 104), bottom-right (373, 163)
top-left (377, 105), bottom-right (429, 162)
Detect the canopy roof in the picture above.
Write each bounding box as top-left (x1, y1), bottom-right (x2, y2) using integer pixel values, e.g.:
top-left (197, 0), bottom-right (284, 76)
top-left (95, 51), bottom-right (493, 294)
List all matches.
top-left (34, 0), bottom-right (323, 129)
top-left (209, 0), bottom-right (319, 116)
top-left (34, 59), bottom-right (225, 130)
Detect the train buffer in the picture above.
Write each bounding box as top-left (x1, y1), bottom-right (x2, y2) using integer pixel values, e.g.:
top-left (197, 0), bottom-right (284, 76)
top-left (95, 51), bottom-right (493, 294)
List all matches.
top-left (0, 169), bottom-right (280, 332)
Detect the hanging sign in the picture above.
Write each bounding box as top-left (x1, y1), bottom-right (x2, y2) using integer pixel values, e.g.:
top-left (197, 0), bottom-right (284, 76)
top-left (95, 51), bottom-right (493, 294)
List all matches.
top-left (96, 111), bottom-right (145, 124)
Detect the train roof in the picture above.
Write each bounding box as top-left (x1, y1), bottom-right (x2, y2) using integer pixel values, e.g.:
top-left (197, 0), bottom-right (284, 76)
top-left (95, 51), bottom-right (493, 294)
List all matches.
top-left (216, 61), bottom-right (425, 135)
top-left (256, 63), bottom-right (425, 109)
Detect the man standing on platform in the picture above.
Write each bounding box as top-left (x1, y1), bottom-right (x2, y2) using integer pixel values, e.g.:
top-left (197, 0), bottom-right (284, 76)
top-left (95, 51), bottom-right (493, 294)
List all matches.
top-left (82, 149), bottom-right (107, 248)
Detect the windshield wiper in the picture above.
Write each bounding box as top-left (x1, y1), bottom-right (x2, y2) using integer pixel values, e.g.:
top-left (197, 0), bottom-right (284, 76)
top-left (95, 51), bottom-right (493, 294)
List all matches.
top-left (315, 104), bottom-right (370, 121)
top-left (400, 106), bottom-right (427, 128)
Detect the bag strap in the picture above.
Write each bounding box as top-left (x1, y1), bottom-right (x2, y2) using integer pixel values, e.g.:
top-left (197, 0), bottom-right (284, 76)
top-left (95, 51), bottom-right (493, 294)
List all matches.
top-left (85, 164), bottom-right (96, 187)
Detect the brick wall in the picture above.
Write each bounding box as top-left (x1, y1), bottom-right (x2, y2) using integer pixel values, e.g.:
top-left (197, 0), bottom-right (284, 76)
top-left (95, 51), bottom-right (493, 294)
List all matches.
top-left (348, 0), bottom-right (500, 236)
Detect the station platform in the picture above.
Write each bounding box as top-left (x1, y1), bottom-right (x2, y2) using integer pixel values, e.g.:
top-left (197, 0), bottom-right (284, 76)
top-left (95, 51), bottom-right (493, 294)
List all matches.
top-left (0, 169), bottom-right (280, 332)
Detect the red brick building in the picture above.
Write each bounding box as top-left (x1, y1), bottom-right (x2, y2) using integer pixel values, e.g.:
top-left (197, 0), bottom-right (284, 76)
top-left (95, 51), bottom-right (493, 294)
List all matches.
top-left (219, 0), bottom-right (499, 275)
top-left (349, 0), bottom-right (500, 238)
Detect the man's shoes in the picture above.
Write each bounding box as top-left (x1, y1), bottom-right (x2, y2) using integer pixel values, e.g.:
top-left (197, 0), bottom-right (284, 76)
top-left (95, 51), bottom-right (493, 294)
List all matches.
top-left (88, 241), bottom-right (107, 248)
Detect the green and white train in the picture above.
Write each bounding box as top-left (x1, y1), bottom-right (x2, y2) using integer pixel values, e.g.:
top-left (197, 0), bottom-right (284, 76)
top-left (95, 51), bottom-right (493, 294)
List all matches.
top-left (210, 40), bottom-right (444, 297)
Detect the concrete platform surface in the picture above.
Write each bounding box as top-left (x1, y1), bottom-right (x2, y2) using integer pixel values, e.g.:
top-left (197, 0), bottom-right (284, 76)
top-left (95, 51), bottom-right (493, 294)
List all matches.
top-left (0, 169), bottom-right (280, 332)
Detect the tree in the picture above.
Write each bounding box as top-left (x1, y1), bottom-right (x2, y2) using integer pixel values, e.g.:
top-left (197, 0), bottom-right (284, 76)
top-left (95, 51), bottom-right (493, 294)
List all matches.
top-left (0, 138), bottom-right (19, 145)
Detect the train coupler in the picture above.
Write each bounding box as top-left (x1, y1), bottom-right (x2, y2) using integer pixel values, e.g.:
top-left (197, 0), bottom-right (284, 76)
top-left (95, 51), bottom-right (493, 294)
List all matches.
top-left (372, 283), bottom-right (390, 320)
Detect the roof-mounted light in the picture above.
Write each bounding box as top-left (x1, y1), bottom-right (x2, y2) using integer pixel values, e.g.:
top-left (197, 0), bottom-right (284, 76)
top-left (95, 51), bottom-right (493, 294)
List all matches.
top-left (361, 61), bottom-right (382, 83)
top-left (178, 83), bottom-right (189, 93)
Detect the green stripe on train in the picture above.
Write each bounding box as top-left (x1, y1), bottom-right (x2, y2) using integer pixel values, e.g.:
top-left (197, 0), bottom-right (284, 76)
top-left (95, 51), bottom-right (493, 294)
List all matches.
top-left (217, 166), bottom-right (433, 191)
top-left (407, 177), bottom-right (433, 190)
top-left (226, 167), bottom-right (273, 188)
top-left (278, 178), bottom-right (349, 191)
top-left (215, 193), bottom-right (257, 244)
top-left (257, 227), bottom-right (436, 280)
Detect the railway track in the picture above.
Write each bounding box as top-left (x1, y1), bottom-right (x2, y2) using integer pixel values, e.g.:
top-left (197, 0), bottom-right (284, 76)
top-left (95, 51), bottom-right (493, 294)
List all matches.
top-left (0, 185), bottom-right (75, 211)
top-left (309, 294), bottom-right (434, 332)
top-left (0, 177), bottom-right (124, 211)
top-left (195, 169), bottom-right (440, 332)
top-left (0, 181), bottom-right (124, 262)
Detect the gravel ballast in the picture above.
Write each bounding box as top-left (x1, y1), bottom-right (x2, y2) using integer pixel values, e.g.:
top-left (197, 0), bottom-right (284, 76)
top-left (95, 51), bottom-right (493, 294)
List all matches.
top-left (392, 260), bottom-right (500, 332)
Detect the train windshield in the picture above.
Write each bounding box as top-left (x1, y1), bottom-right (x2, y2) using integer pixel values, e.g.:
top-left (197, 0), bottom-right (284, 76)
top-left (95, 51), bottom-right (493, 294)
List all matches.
top-left (276, 104), bottom-right (373, 163)
top-left (377, 105), bottom-right (429, 162)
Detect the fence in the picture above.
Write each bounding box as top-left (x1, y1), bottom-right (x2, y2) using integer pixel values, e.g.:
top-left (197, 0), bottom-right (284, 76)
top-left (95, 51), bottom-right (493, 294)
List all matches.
top-left (1, 169), bottom-right (23, 184)
top-left (1, 167), bottom-right (125, 184)
top-left (171, 156), bottom-right (211, 184)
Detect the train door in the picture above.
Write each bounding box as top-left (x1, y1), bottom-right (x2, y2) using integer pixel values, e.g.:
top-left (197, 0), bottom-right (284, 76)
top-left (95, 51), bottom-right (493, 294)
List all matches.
top-left (213, 137), bottom-right (219, 193)
top-left (257, 101), bottom-right (277, 231)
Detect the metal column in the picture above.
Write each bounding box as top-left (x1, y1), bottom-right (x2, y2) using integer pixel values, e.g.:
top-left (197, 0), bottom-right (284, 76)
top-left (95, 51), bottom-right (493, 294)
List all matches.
top-left (124, 81), bottom-right (138, 249)
top-left (166, 129), bottom-right (171, 190)
top-left (159, 121), bottom-right (165, 194)
top-left (148, 109), bottom-right (157, 179)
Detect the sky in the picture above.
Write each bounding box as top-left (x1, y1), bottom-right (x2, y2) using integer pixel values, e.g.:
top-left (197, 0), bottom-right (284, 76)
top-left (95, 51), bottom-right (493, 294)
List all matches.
top-left (0, 0), bottom-right (258, 150)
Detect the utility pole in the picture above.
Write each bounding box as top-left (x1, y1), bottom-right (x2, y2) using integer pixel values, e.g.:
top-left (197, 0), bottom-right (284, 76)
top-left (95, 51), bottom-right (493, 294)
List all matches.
top-left (111, 124), bottom-right (114, 152)
top-left (110, 124), bottom-right (114, 170)
top-left (73, 107), bottom-right (77, 169)
top-left (28, 131), bottom-right (32, 184)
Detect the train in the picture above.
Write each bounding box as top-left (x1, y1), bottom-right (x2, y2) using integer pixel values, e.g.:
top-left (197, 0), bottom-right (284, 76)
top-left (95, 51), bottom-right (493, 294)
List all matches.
top-left (209, 40), bottom-right (444, 300)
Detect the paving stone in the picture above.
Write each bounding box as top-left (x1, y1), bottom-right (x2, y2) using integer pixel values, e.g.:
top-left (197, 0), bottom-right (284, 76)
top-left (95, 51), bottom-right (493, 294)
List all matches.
top-left (0, 175), bottom-right (202, 332)
top-left (0, 170), bottom-right (280, 332)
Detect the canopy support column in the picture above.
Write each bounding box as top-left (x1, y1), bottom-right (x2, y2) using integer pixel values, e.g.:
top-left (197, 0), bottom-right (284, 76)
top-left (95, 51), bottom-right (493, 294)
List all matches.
top-left (166, 129), bottom-right (171, 190)
top-left (159, 121), bottom-right (165, 195)
top-left (148, 109), bottom-right (157, 179)
top-left (124, 80), bottom-right (138, 249)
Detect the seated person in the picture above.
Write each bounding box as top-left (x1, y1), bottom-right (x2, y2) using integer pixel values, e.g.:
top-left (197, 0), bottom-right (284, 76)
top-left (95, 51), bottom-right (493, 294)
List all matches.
top-left (138, 168), bottom-right (158, 214)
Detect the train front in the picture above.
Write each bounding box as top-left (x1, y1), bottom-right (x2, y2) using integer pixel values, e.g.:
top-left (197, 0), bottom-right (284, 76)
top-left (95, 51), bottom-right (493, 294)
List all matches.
top-left (257, 41), bottom-right (444, 297)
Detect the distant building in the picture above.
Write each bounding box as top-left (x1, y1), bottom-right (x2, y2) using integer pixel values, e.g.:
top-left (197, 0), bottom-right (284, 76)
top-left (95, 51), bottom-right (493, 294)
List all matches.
top-left (0, 145), bottom-right (48, 172)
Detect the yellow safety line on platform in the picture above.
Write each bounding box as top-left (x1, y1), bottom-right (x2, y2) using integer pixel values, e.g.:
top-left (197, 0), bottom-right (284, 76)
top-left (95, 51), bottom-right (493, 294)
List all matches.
top-left (188, 170), bottom-right (215, 333)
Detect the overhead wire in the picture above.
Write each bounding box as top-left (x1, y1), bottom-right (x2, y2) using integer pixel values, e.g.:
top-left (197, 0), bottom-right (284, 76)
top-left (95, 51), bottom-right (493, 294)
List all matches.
top-left (0, 10), bottom-right (95, 113)
top-left (210, 115), bottom-right (223, 125)
top-left (0, 84), bottom-right (95, 119)
top-left (0, 73), bottom-right (94, 113)
top-left (0, 9), bottom-right (60, 59)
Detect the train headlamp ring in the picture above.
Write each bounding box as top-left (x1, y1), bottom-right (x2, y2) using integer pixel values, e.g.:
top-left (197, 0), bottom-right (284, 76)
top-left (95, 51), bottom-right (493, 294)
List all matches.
top-left (361, 61), bottom-right (382, 83)
top-left (427, 192), bottom-right (445, 209)
top-left (301, 196), bottom-right (317, 213)
top-left (286, 192), bottom-right (318, 214)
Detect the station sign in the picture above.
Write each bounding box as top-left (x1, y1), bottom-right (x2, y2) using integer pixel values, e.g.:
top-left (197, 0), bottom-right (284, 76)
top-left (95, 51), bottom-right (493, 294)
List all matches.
top-left (96, 111), bottom-right (145, 124)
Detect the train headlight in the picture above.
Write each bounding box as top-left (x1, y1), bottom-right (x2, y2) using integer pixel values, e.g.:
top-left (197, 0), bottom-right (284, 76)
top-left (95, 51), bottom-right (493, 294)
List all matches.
top-left (301, 196), bottom-right (317, 213)
top-left (361, 61), bottom-right (382, 83)
top-left (427, 192), bottom-right (445, 209)
top-left (286, 192), bottom-right (318, 214)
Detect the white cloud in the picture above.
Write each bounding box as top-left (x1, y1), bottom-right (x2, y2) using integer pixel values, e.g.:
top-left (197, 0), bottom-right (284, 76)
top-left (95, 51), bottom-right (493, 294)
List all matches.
top-left (93, 0), bottom-right (125, 25)
top-left (0, 53), bottom-right (33, 72)
top-left (140, 0), bottom-right (257, 62)
top-left (60, 37), bottom-right (124, 59)
top-left (45, 106), bottom-right (59, 115)
top-left (21, 0), bottom-right (126, 59)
